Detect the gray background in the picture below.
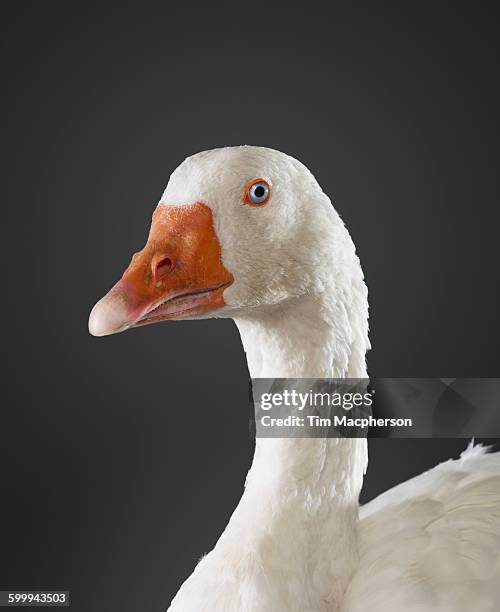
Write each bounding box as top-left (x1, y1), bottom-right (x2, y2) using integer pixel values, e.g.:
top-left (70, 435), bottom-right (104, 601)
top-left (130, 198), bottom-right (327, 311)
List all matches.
top-left (2, 4), bottom-right (499, 612)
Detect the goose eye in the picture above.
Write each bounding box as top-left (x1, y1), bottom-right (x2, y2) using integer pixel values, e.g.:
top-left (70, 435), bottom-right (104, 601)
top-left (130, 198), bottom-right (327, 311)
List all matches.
top-left (244, 179), bottom-right (271, 206)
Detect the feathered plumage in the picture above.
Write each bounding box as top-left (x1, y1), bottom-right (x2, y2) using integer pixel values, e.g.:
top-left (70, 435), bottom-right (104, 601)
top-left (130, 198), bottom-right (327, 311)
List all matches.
top-left (346, 442), bottom-right (500, 611)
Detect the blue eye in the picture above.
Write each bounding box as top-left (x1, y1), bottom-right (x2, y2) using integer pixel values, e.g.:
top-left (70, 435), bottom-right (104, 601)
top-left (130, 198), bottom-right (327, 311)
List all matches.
top-left (245, 179), bottom-right (271, 206)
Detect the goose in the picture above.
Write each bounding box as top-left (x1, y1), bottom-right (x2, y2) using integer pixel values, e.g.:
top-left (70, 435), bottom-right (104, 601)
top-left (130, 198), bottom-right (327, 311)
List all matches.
top-left (88, 146), bottom-right (500, 612)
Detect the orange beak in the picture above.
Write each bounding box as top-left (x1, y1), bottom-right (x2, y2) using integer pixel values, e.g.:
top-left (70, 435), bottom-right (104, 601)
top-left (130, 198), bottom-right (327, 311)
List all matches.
top-left (88, 202), bottom-right (233, 336)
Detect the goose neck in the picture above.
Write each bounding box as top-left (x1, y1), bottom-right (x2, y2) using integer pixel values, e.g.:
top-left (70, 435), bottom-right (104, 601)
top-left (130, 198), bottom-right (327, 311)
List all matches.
top-left (223, 293), bottom-right (369, 607)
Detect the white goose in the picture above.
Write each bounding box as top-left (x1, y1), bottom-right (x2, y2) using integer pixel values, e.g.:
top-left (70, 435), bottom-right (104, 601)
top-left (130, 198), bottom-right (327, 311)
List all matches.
top-left (89, 146), bottom-right (500, 612)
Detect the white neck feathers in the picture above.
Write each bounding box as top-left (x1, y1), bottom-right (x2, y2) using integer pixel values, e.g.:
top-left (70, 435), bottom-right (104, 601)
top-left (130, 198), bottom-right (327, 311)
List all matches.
top-left (213, 290), bottom-right (369, 609)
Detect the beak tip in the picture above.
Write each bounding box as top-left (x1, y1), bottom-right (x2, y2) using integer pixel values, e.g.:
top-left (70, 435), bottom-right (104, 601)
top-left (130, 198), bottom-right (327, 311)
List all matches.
top-left (88, 292), bottom-right (130, 337)
top-left (88, 302), bottom-right (111, 337)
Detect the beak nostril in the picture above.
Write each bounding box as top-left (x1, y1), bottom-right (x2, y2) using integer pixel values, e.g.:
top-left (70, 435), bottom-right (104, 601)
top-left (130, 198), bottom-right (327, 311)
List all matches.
top-left (153, 255), bottom-right (174, 280)
top-left (157, 256), bottom-right (173, 270)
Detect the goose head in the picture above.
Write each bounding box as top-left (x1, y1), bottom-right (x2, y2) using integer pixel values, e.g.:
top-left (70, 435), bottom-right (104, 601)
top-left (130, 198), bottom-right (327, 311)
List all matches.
top-left (89, 146), bottom-right (363, 337)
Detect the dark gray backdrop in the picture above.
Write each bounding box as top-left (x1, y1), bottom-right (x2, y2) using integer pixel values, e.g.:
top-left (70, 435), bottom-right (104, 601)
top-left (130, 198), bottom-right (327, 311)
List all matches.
top-left (3, 5), bottom-right (499, 612)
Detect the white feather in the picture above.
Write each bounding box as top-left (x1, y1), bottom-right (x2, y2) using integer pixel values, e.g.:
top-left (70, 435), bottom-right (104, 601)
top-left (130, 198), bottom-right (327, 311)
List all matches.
top-left (344, 444), bottom-right (500, 612)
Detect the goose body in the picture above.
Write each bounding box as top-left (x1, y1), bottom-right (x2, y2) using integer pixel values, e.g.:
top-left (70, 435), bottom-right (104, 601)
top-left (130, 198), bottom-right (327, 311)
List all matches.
top-left (89, 146), bottom-right (500, 611)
